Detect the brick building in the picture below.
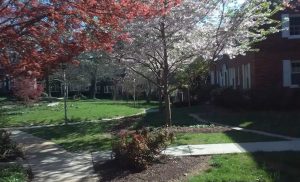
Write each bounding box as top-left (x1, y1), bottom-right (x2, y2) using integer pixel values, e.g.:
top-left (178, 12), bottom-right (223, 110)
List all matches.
top-left (210, 4), bottom-right (300, 91)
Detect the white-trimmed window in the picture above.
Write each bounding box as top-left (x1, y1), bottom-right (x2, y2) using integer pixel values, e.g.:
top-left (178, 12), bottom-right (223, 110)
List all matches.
top-left (104, 86), bottom-right (113, 93)
top-left (228, 68), bottom-right (236, 89)
top-left (290, 16), bottom-right (300, 36)
top-left (51, 84), bottom-right (61, 92)
top-left (237, 67), bottom-right (240, 86)
top-left (210, 71), bottom-right (215, 85)
top-left (291, 61), bottom-right (300, 85)
top-left (242, 63), bottom-right (251, 89)
top-left (283, 60), bottom-right (300, 87)
top-left (282, 14), bottom-right (300, 39)
top-left (96, 86), bottom-right (101, 93)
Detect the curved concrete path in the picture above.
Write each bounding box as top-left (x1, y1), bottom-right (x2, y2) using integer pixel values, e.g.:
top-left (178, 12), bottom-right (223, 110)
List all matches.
top-left (163, 140), bottom-right (300, 156)
top-left (11, 130), bottom-right (98, 182)
top-left (10, 127), bottom-right (300, 181)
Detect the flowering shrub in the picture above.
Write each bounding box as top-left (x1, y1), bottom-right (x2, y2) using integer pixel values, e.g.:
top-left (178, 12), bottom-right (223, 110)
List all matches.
top-left (13, 77), bottom-right (44, 103)
top-left (112, 128), bottom-right (174, 171)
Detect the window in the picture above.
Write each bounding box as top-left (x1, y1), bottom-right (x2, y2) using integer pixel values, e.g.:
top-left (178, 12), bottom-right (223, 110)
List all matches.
top-left (104, 86), bottom-right (113, 93)
top-left (210, 71), bottom-right (215, 85)
top-left (290, 16), bottom-right (300, 36)
top-left (228, 68), bottom-right (236, 89)
top-left (51, 84), bottom-right (61, 92)
top-left (96, 86), bottom-right (101, 93)
top-left (291, 61), bottom-right (300, 85)
top-left (242, 63), bottom-right (251, 89)
top-left (282, 14), bottom-right (300, 38)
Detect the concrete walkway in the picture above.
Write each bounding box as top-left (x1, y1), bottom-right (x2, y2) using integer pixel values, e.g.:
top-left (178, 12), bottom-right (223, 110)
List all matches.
top-left (9, 130), bottom-right (300, 182)
top-left (189, 114), bottom-right (299, 140)
top-left (11, 130), bottom-right (99, 182)
top-left (163, 140), bottom-right (300, 156)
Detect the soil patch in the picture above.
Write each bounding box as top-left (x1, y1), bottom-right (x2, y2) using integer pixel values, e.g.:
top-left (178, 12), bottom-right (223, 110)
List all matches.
top-left (94, 155), bottom-right (211, 182)
top-left (111, 115), bottom-right (231, 134)
top-left (168, 126), bottom-right (231, 133)
top-left (110, 116), bottom-right (142, 133)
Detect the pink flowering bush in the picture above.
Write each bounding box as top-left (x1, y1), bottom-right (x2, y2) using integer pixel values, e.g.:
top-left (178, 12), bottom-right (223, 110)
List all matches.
top-left (13, 77), bottom-right (44, 103)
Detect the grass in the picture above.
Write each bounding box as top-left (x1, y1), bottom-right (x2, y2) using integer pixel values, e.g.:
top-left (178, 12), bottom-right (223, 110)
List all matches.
top-left (189, 152), bottom-right (300, 182)
top-left (0, 165), bottom-right (28, 182)
top-left (140, 105), bottom-right (203, 127)
top-left (172, 131), bottom-right (284, 146)
top-left (0, 100), bottom-right (157, 127)
top-left (200, 109), bottom-right (300, 137)
top-left (23, 122), bottom-right (117, 152)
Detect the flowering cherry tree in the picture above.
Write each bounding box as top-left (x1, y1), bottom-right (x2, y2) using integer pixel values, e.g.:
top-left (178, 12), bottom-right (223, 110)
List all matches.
top-left (118, 0), bottom-right (281, 125)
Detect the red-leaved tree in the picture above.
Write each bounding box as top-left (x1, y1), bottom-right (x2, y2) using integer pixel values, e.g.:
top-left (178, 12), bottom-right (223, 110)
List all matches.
top-left (0, 0), bottom-right (177, 76)
top-left (0, 0), bottom-right (179, 100)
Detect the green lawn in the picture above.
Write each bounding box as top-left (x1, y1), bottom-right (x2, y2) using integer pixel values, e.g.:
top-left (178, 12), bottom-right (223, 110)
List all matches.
top-left (200, 109), bottom-right (300, 137)
top-left (190, 152), bottom-right (300, 182)
top-left (23, 122), bottom-right (117, 152)
top-left (0, 100), bottom-right (157, 127)
top-left (172, 131), bottom-right (284, 146)
top-left (0, 165), bottom-right (28, 182)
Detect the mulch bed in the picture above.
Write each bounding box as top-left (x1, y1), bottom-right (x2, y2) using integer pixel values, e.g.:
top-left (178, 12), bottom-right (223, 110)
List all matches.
top-left (110, 115), bottom-right (232, 134)
top-left (94, 155), bottom-right (211, 182)
top-left (168, 126), bottom-right (231, 133)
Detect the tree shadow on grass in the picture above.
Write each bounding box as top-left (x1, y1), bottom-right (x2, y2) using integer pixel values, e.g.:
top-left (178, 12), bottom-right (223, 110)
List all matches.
top-left (251, 151), bottom-right (300, 181)
top-left (55, 137), bottom-right (112, 152)
top-left (192, 105), bottom-right (300, 181)
top-left (133, 104), bottom-right (300, 181)
top-left (24, 122), bottom-right (117, 152)
top-left (135, 105), bottom-right (205, 128)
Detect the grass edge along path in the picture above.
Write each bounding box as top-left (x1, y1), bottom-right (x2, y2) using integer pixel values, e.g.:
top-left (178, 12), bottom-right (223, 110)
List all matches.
top-left (189, 152), bottom-right (300, 182)
top-left (1, 101), bottom-right (158, 128)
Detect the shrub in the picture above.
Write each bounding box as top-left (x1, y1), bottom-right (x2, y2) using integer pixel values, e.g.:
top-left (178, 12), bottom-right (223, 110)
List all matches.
top-left (112, 128), bottom-right (174, 171)
top-left (0, 130), bottom-right (24, 161)
top-left (211, 87), bottom-right (300, 110)
top-left (211, 88), bottom-right (250, 109)
top-left (13, 77), bottom-right (44, 104)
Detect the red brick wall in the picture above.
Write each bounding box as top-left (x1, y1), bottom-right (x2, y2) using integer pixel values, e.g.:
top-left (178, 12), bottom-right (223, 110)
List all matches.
top-left (212, 9), bottom-right (300, 90)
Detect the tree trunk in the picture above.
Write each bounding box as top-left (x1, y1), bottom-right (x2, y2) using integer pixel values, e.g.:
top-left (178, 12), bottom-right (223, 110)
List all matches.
top-left (187, 86), bottom-right (191, 107)
top-left (45, 73), bottom-right (51, 97)
top-left (163, 85), bottom-right (171, 126)
top-left (158, 87), bottom-right (163, 112)
top-left (113, 85), bottom-right (117, 100)
top-left (90, 76), bottom-right (97, 99)
top-left (146, 81), bottom-right (151, 104)
top-left (161, 19), bottom-right (172, 126)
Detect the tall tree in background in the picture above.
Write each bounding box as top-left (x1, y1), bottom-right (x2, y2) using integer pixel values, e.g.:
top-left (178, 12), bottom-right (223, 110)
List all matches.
top-left (78, 52), bottom-right (126, 99)
top-left (118, 0), bottom-right (281, 126)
